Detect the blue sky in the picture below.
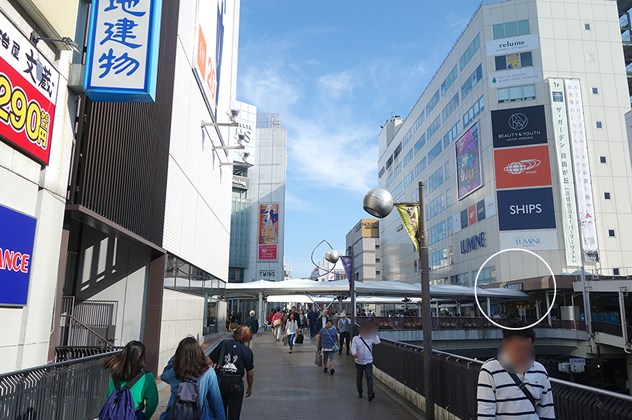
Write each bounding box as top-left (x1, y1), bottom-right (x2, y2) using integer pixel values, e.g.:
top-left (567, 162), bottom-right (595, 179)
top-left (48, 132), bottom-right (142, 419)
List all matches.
top-left (236, 1), bottom-right (482, 278)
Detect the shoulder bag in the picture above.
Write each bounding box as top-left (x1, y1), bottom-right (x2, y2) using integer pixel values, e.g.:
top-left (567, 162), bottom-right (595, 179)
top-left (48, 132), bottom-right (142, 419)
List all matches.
top-left (508, 372), bottom-right (538, 414)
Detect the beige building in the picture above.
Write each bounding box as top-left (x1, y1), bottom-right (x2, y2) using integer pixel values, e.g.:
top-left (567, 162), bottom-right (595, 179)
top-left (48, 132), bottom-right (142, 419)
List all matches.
top-left (345, 219), bottom-right (381, 283)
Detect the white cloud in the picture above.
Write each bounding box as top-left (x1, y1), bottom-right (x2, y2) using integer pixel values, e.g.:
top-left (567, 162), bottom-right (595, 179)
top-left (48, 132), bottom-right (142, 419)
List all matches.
top-left (318, 71), bottom-right (356, 100)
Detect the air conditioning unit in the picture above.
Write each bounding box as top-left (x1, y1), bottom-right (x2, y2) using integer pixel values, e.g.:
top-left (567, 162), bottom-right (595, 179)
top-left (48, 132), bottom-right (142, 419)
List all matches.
top-left (558, 363), bottom-right (570, 373)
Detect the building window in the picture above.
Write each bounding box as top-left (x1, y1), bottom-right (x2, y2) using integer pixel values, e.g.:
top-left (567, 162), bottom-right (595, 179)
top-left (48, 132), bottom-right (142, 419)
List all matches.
top-left (497, 84), bottom-right (535, 103)
top-left (393, 163), bottom-right (402, 179)
top-left (386, 173), bottom-right (393, 188)
top-left (375, 244), bottom-right (380, 249)
top-left (402, 129), bottom-right (413, 147)
top-left (445, 161), bottom-right (450, 178)
top-left (613, 268), bottom-right (620, 276)
top-left (414, 134), bottom-right (426, 155)
top-left (428, 167), bottom-right (444, 193)
top-left (596, 121), bottom-right (603, 128)
top-left (604, 192), bottom-right (611, 199)
top-left (460, 33), bottom-right (481, 70)
top-left (386, 155), bottom-right (393, 169)
top-left (428, 140), bottom-right (443, 163)
top-left (392, 182), bottom-right (404, 198)
top-left (403, 171), bottom-right (414, 188)
top-left (429, 194), bottom-right (446, 218)
top-left (376, 271), bottom-right (381, 276)
top-left (443, 121), bottom-right (461, 148)
top-left (447, 216), bottom-right (453, 235)
top-left (584, 23), bottom-right (591, 30)
top-left (592, 87), bottom-right (599, 94)
top-left (427, 115), bottom-right (442, 140)
top-left (376, 258), bottom-right (380, 263)
top-left (413, 111), bottom-right (425, 133)
top-left (403, 149), bottom-right (414, 168)
top-left (431, 248), bottom-right (449, 270)
top-left (394, 142), bottom-right (403, 159)
top-left (608, 229), bottom-right (615, 237)
top-left (600, 156), bottom-right (607, 163)
top-left (431, 221), bottom-right (447, 243)
top-left (587, 53), bottom-right (596, 62)
top-left (441, 65), bottom-right (459, 97)
top-left (463, 95), bottom-right (485, 128)
top-left (462, 64), bottom-right (483, 99)
top-left (494, 51), bottom-right (533, 71)
top-left (446, 188), bottom-right (452, 207)
top-left (474, 266), bottom-right (496, 285)
top-left (426, 90), bottom-right (440, 116)
top-left (493, 20), bottom-right (530, 39)
top-left (442, 92), bottom-right (460, 122)
top-left (415, 157), bottom-right (427, 177)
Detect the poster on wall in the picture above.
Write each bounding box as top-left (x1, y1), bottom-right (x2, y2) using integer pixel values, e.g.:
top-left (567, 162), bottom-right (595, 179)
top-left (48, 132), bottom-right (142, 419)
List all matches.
top-left (83, 0), bottom-right (162, 102)
top-left (491, 105), bottom-right (548, 149)
top-left (0, 12), bottom-right (60, 164)
top-left (488, 66), bottom-right (542, 89)
top-left (564, 79), bottom-right (599, 263)
top-left (499, 230), bottom-right (559, 251)
top-left (0, 204), bottom-right (37, 306)
top-left (455, 121), bottom-right (482, 200)
top-left (194, 0), bottom-right (231, 121)
top-left (496, 187), bottom-right (556, 231)
top-left (494, 145), bottom-right (552, 189)
top-left (259, 204), bottom-right (279, 260)
top-left (548, 79), bottom-right (581, 267)
top-left (486, 33), bottom-right (540, 56)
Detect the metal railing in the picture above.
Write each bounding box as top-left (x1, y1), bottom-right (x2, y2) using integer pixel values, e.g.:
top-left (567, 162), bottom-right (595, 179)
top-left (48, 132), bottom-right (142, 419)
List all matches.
top-left (373, 338), bottom-right (632, 420)
top-left (357, 316), bottom-right (587, 331)
top-left (58, 297), bottom-right (117, 349)
top-left (0, 351), bottom-right (120, 420)
top-left (55, 346), bottom-right (123, 363)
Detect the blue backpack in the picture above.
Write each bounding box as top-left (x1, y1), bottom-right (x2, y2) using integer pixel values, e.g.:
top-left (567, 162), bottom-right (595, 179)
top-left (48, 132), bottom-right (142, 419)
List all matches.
top-left (165, 374), bottom-right (204, 420)
top-left (99, 370), bottom-right (146, 420)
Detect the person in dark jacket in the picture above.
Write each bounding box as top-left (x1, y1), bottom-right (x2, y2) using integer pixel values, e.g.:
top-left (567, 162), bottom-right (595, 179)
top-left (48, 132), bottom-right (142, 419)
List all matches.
top-left (244, 310), bottom-right (258, 348)
top-left (307, 307), bottom-right (318, 339)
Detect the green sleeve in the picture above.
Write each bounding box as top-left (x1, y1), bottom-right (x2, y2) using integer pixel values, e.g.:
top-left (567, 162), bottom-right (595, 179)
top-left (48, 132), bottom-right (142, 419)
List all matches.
top-left (142, 372), bottom-right (159, 419)
top-left (106, 377), bottom-right (114, 398)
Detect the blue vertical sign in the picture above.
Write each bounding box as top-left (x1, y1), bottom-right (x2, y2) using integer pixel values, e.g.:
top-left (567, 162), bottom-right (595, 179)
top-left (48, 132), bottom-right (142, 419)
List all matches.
top-left (340, 256), bottom-right (353, 289)
top-left (0, 205), bottom-right (37, 306)
top-left (84, 0), bottom-right (162, 102)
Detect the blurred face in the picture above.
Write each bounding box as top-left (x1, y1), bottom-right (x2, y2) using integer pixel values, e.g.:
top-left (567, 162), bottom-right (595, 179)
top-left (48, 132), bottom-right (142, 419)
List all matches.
top-left (323, 309), bottom-right (328, 316)
top-left (499, 336), bottom-right (534, 373)
top-left (326, 320), bottom-right (332, 328)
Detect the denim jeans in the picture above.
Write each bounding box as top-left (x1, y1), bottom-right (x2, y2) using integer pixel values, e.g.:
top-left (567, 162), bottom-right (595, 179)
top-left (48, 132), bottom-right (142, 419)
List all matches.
top-left (356, 363), bottom-right (374, 395)
top-left (287, 333), bottom-right (295, 350)
top-left (220, 374), bottom-right (245, 420)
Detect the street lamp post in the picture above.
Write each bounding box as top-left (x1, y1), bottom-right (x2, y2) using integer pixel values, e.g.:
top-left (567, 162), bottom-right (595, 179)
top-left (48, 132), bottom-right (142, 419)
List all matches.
top-left (363, 182), bottom-right (434, 420)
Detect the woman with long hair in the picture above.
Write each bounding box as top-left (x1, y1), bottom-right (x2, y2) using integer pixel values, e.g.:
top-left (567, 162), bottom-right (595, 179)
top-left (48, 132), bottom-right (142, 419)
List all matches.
top-left (286, 312), bottom-right (298, 354)
top-left (102, 340), bottom-right (158, 419)
top-left (159, 337), bottom-right (225, 420)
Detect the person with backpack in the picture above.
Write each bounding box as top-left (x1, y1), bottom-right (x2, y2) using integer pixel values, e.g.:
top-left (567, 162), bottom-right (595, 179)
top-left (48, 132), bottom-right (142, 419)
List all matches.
top-left (244, 310), bottom-right (258, 348)
top-left (351, 322), bottom-right (380, 401)
top-left (159, 337), bottom-right (226, 420)
top-left (99, 340), bottom-right (158, 420)
top-left (209, 326), bottom-right (254, 420)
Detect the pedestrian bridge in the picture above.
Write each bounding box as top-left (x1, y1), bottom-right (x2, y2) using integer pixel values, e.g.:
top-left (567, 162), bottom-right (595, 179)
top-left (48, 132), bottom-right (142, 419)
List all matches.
top-left (2, 330), bottom-right (632, 420)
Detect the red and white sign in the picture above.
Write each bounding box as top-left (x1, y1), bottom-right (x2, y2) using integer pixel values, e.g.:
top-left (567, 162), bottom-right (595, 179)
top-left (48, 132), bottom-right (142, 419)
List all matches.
top-left (0, 13), bottom-right (59, 164)
top-left (494, 145), bottom-right (552, 189)
top-left (468, 204), bottom-right (477, 226)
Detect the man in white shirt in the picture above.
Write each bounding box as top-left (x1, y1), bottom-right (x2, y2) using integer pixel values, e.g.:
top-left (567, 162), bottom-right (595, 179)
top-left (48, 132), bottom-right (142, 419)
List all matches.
top-left (351, 322), bottom-right (381, 401)
top-left (477, 321), bottom-right (554, 420)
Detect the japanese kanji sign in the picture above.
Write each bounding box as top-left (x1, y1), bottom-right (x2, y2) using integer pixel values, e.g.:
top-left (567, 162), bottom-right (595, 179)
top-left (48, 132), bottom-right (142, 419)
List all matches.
top-left (0, 12), bottom-right (59, 165)
top-left (564, 79), bottom-right (599, 263)
top-left (548, 78), bottom-right (581, 267)
top-left (84, 0), bottom-right (162, 102)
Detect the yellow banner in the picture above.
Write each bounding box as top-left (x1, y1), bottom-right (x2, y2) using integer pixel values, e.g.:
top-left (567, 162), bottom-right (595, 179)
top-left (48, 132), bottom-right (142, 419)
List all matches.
top-left (396, 204), bottom-right (420, 252)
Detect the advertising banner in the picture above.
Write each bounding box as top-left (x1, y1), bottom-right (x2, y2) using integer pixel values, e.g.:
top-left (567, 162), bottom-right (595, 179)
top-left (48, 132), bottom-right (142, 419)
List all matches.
top-left (396, 204), bottom-right (419, 252)
top-left (549, 79), bottom-right (581, 266)
top-left (468, 204), bottom-right (477, 226)
top-left (0, 12), bottom-right (60, 165)
top-left (84, 0), bottom-right (162, 102)
top-left (453, 212), bottom-right (461, 233)
top-left (486, 33), bottom-right (540, 56)
top-left (564, 79), bottom-right (599, 263)
top-left (497, 187), bottom-right (556, 231)
top-left (476, 199), bottom-right (486, 221)
top-left (485, 194), bottom-right (496, 217)
top-left (491, 105), bottom-right (548, 148)
top-left (194, 0), bottom-right (230, 121)
top-left (340, 256), bottom-right (353, 288)
top-left (489, 66), bottom-right (542, 89)
top-left (499, 230), bottom-right (559, 251)
top-left (456, 121), bottom-right (482, 200)
top-left (0, 204), bottom-right (37, 306)
top-left (460, 209), bottom-right (469, 229)
top-left (259, 204), bottom-right (279, 261)
top-left (494, 145), bottom-right (552, 189)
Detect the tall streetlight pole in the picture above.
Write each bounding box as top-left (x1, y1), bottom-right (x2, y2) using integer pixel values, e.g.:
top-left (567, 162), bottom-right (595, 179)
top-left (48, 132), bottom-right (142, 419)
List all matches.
top-left (363, 182), bottom-right (434, 420)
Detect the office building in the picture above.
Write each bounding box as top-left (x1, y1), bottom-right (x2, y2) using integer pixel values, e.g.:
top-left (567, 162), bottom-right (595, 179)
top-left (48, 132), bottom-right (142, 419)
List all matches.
top-left (345, 219), bottom-right (381, 282)
top-left (377, 0), bottom-right (632, 290)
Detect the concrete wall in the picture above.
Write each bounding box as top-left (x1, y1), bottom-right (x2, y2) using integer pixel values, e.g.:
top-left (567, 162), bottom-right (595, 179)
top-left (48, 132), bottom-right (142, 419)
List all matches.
top-left (158, 289), bottom-right (205, 372)
top-left (0, 1), bottom-right (76, 373)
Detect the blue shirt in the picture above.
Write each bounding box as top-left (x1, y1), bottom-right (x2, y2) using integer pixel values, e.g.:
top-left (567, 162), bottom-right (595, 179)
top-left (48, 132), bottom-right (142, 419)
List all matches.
top-left (319, 327), bottom-right (338, 350)
top-left (307, 311), bottom-right (317, 323)
top-left (159, 358), bottom-right (226, 420)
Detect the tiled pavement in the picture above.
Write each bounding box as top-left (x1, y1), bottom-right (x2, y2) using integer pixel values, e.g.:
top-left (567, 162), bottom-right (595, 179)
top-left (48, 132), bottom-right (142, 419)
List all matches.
top-left (151, 331), bottom-right (424, 420)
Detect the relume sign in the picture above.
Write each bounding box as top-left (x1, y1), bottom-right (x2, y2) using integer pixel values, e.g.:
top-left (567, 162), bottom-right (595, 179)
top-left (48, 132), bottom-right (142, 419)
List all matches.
top-left (461, 232), bottom-right (486, 254)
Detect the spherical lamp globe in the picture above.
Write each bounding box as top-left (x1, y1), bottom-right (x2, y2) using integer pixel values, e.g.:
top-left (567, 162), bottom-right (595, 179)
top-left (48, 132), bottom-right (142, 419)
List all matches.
top-left (363, 188), bottom-right (394, 219)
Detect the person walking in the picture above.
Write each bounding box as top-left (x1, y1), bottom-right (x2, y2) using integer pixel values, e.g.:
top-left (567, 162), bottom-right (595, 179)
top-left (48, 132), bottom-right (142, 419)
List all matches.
top-left (272, 310), bottom-right (285, 341)
top-left (210, 326), bottom-right (255, 420)
top-left (159, 337), bottom-right (225, 420)
top-left (286, 313), bottom-right (299, 353)
top-left (352, 322), bottom-right (380, 401)
top-left (317, 319), bottom-right (339, 375)
top-left (100, 340), bottom-right (159, 419)
top-left (337, 312), bottom-right (351, 355)
top-left (317, 308), bottom-right (330, 332)
top-left (307, 307), bottom-right (318, 339)
top-left (244, 310), bottom-right (259, 348)
top-left (477, 321), bottom-right (555, 419)
top-left (229, 311), bottom-right (237, 331)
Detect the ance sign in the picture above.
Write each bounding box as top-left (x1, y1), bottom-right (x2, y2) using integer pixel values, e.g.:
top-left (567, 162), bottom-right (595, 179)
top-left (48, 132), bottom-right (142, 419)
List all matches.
top-left (0, 12), bottom-right (60, 165)
top-left (84, 0), bottom-right (162, 102)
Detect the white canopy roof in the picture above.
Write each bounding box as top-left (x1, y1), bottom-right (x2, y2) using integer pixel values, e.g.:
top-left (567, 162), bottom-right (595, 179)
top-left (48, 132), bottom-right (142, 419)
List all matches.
top-left (226, 279), bottom-right (529, 300)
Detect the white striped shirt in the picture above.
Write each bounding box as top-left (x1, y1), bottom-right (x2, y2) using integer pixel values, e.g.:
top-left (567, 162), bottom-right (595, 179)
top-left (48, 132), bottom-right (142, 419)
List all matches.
top-left (477, 358), bottom-right (554, 420)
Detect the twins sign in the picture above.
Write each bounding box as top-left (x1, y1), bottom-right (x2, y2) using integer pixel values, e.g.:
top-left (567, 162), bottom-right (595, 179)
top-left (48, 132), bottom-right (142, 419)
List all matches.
top-left (0, 205), bottom-right (36, 306)
top-left (84, 0), bottom-right (162, 102)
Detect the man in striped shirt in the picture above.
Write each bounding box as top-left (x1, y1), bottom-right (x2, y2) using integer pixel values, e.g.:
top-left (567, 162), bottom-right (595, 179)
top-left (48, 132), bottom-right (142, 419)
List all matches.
top-left (477, 322), bottom-right (554, 419)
